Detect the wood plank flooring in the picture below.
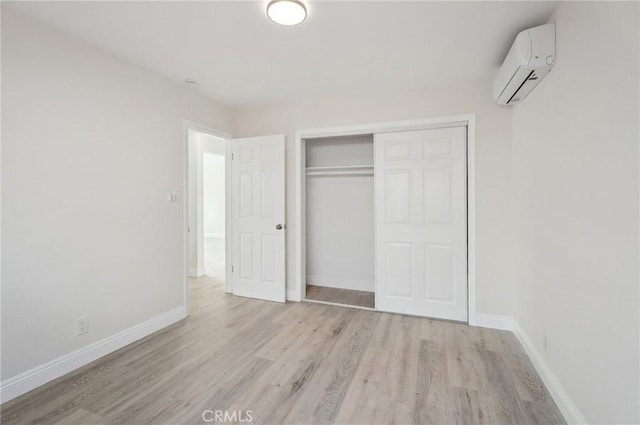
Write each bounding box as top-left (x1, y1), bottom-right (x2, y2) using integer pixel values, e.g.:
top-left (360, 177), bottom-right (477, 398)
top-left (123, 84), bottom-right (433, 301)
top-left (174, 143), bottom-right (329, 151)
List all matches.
top-left (1, 276), bottom-right (565, 425)
top-left (306, 284), bottom-right (375, 309)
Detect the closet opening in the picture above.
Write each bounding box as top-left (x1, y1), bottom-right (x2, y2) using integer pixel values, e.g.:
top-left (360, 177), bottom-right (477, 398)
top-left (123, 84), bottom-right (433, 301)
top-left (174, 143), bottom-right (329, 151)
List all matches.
top-left (303, 134), bottom-right (375, 309)
top-left (297, 116), bottom-right (475, 322)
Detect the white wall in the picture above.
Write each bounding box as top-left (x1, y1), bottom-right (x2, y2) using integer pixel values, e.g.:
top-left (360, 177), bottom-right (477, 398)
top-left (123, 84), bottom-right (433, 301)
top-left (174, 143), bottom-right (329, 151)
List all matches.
top-left (203, 152), bottom-right (225, 238)
top-left (305, 136), bottom-right (374, 292)
top-left (511, 2), bottom-right (640, 423)
top-left (1, 9), bottom-right (235, 381)
top-left (236, 81), bottom-right (514, 315)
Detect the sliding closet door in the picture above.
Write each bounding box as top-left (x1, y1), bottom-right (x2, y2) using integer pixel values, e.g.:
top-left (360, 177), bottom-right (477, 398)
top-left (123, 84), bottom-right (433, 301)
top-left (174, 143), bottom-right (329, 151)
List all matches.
top-left (375, 126), bottom-right (467, 321)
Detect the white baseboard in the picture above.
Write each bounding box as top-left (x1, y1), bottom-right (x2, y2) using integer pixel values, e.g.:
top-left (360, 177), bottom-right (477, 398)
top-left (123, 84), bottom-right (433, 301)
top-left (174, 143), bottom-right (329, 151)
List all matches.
top-left (0, 305), bottom-right (187, 404)
top-left (510, 321), bottom-right (587, 425)
top-left (469, 312), bottom-right (514, 330)
top-left (306, 275), bottom-right (374, 292)
top-left (469, 312), bottom-right (586, 424)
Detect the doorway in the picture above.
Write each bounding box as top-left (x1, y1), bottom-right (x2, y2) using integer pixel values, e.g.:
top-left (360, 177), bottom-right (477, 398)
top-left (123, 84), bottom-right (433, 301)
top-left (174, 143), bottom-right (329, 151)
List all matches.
top-left (186, 125), bottom-right (231, 295)
top-left (185, 124), bottom-right (287, 306)
top-left (202, 150), bottom-right (226, 278)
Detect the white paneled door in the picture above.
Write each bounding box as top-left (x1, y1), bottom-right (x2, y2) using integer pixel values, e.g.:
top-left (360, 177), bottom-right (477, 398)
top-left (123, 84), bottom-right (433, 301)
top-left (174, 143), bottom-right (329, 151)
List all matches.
top-left (375, 127), bottom-right (467, 321)
top-left (231, 135), bottom-right (286, 302)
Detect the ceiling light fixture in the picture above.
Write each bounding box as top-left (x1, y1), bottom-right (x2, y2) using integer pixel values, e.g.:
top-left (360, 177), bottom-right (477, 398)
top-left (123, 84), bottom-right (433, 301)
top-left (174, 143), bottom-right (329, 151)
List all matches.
top-left (267, 0), bottom-right (307, 26)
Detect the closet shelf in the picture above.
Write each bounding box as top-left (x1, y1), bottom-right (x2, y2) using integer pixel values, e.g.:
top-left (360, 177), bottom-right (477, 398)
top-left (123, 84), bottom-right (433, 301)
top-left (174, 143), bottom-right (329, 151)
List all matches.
top-left (305, 165), bottom-right (374, 177)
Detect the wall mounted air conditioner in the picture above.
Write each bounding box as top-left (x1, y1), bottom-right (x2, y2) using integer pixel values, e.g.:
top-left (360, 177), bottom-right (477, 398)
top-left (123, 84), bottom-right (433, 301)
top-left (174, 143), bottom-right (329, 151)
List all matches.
top-left (493, 23), bottom-right (556, 105)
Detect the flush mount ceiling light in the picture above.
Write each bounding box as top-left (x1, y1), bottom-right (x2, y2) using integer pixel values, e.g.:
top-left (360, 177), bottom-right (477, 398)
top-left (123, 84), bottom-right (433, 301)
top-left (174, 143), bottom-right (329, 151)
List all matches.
top-left (267, 0), bottom-right (307, 26)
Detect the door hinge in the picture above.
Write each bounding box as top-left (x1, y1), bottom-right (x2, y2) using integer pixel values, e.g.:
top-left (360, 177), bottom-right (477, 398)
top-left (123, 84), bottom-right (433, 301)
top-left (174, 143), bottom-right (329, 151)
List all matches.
top-left (232, 153), bottom-right (234, 160)
top-left (231, 265), bottom-right (234, 273)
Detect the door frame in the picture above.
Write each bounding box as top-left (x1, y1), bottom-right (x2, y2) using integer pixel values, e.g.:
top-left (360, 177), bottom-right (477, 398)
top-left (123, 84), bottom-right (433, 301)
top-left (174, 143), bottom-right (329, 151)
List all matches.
top-left (294, 114), bottom-right (477, 323)
top-left (183, 120), bottom-right (233, 315)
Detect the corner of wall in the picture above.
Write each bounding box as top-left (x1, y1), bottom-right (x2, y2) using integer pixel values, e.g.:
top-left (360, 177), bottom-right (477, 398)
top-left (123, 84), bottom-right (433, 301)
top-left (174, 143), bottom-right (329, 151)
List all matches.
top-left (470, 313), bottom-right (587, 424)
top-left (510, 320), bottom-right (588, 425)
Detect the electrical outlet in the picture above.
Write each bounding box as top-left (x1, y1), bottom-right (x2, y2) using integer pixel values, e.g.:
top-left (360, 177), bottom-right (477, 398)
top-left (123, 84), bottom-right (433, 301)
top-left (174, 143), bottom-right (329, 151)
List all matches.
top-left (543, 333), bottom-right (551, 353)
top-left (76, 316), bottom-right (89, 336)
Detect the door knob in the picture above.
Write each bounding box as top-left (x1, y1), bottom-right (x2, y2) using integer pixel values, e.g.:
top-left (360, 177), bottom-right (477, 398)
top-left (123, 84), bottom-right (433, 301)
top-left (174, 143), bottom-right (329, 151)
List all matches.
top-left (276, 224), bottom-right (283, 230)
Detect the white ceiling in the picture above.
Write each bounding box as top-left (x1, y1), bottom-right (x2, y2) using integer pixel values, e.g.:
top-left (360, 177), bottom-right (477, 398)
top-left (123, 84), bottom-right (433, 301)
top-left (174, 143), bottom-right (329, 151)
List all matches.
top-left (6, 1), bottom-right (558, 108)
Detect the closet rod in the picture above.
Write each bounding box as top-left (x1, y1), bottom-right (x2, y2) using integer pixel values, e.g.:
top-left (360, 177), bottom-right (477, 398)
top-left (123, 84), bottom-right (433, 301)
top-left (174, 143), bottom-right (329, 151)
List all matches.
top-left (306, 165), bottom-right (374, 177)
top-left (305, 164), bottom-right (373, 172)
top-left (306, 170), bottom-right (374, 177)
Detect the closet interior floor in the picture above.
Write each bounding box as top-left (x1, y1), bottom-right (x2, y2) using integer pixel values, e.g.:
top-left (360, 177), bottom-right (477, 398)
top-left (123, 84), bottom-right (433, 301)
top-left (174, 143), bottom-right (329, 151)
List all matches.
top-left (305, 284), bottom-right (375, 308)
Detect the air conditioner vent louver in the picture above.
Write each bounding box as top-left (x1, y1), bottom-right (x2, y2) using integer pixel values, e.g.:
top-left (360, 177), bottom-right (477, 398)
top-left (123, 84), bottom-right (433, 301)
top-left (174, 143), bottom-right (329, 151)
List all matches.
top-left (493, 23), bottom-right (556, 105)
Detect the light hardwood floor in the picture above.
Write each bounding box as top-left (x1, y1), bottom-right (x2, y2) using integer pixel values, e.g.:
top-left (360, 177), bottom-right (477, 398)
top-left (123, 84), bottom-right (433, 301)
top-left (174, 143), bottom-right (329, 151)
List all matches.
top-left (1, 276), bottom-right (565, 425)
top-left (306, 284), bottom-right (375, 309)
